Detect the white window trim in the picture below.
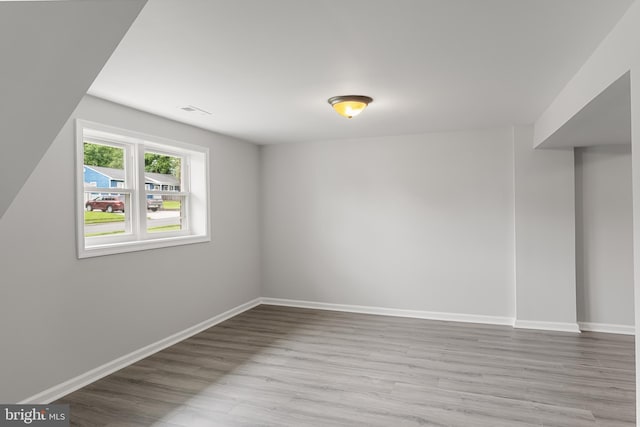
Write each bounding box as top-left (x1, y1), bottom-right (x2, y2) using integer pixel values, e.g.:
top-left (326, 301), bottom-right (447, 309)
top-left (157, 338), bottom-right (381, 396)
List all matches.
top-left (75, 119), bottom-right (210, 258)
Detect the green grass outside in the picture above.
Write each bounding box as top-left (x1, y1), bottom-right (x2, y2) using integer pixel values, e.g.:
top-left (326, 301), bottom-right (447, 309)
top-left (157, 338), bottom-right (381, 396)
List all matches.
top-left (85, 230), bottom-right (125, 237)
top-left (85, 224), bottom-right (180, 237)
top-left (85, 209), bottom-right (180, 237)
top-left (147, 225), bottom-right (181, 233)
top-left (85, 211), bottom-right (125, 224)
top-left (162, 200), bottom-right (181, 210)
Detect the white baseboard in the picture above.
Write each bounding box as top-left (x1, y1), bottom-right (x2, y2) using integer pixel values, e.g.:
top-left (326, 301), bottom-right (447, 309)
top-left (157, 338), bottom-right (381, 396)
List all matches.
top-left (578, 321), bottom-right (635, 335)
top-left (513, 319), bottom-right (581, 333)
top-left (20, 297), bottom-right (629, 404)
top-left (19, 298), bottom-right (262, 404)
top-left (260, 297), bottom-right (515, 326)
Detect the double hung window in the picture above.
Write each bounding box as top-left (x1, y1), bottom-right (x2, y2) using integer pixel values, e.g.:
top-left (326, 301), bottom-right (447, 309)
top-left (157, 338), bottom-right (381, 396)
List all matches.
top-left (76, 121), bottom-right (209, 258)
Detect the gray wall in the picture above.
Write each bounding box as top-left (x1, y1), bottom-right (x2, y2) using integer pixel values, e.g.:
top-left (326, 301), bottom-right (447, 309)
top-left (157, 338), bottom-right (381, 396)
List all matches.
top-left (4, 108), bottom-right (627, 402)
top-left (630, 63), bottom-right (640, 426)
top-left (513, 127), bottom-right (578, 327)
top-left (575, 145), bottom-right (634, 326)
top-left (261, 129), bottom-right (516, 318)
top-left (0, 96), bottom-right (261, 403)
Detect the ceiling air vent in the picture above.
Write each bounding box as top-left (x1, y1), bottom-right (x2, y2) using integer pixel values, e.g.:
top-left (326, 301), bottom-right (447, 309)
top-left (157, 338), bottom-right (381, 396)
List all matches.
top-left (179, 105), bottom-right (212, 115)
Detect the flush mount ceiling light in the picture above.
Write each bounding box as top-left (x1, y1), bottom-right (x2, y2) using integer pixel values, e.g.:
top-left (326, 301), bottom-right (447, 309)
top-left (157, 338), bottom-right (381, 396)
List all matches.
top-left (327, 95), bottom-right (373, 119)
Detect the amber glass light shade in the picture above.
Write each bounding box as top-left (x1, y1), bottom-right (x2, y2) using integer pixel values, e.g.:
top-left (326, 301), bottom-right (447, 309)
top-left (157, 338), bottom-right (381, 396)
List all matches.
top-left (327, 95), bottom-right (373, 119)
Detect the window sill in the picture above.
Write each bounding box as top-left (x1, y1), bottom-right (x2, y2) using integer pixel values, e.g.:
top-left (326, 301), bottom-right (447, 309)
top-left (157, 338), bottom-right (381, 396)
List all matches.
top-left (78, 234), bottom-right (210, 258)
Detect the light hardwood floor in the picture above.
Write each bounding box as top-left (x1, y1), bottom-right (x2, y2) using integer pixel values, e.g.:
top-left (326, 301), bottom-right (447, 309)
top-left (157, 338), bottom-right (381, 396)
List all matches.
top-left (57, 305), bottom-right (635, 426)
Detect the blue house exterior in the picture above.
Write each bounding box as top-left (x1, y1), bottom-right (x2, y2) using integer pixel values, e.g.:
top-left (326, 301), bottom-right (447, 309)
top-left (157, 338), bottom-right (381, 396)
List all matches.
top-left (83, 165), bottom-right (124, 188)
top-left (84, 165), bottom-right (179, 196)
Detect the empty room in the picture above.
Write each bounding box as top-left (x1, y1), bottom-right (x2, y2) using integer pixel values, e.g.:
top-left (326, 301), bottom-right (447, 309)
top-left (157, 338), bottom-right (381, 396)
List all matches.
top-left (2, 0), bottom-right (640, 426)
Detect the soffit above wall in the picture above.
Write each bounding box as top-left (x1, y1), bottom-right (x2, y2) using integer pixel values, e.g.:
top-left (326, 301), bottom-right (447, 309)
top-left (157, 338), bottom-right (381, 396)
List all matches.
top-left (537, 72), bottom-right (631, 149)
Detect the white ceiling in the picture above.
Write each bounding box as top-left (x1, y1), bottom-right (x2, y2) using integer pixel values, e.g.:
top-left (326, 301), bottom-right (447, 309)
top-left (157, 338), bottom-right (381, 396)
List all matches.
top-left (89, 0), bottom-right (633, 145)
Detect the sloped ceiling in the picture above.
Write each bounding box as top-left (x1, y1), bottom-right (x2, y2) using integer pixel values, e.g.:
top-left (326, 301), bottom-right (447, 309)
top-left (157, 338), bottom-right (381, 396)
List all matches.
top-left (0, 0), bottom-right (147, 219)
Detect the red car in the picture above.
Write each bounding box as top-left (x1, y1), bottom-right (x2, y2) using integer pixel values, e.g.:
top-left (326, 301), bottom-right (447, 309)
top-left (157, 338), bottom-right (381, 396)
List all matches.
top-left (85, 196), bottom-right (125, 213)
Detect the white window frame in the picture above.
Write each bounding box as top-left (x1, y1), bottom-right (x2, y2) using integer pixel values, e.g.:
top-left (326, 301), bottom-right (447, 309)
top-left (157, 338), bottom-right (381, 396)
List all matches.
top-left (76, 120), bottom-right (210, 258)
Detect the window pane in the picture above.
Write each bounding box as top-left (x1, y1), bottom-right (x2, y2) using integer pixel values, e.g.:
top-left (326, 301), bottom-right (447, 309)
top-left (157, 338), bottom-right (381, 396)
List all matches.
top-left (83, 142), bottom-right (125, 188)
top-left (144, 151), bottom-right (184, 234)
top-left (144, 152), bottom-right (182, 191)
top-left (147, 195), bottom-right (185, 233)
top-left (84, 192), bottom-right (130, 237)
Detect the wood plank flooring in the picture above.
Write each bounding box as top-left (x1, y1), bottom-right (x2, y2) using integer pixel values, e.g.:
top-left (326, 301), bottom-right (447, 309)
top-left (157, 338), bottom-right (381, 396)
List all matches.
top-left (57, 305), bottom-right (635, 426)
